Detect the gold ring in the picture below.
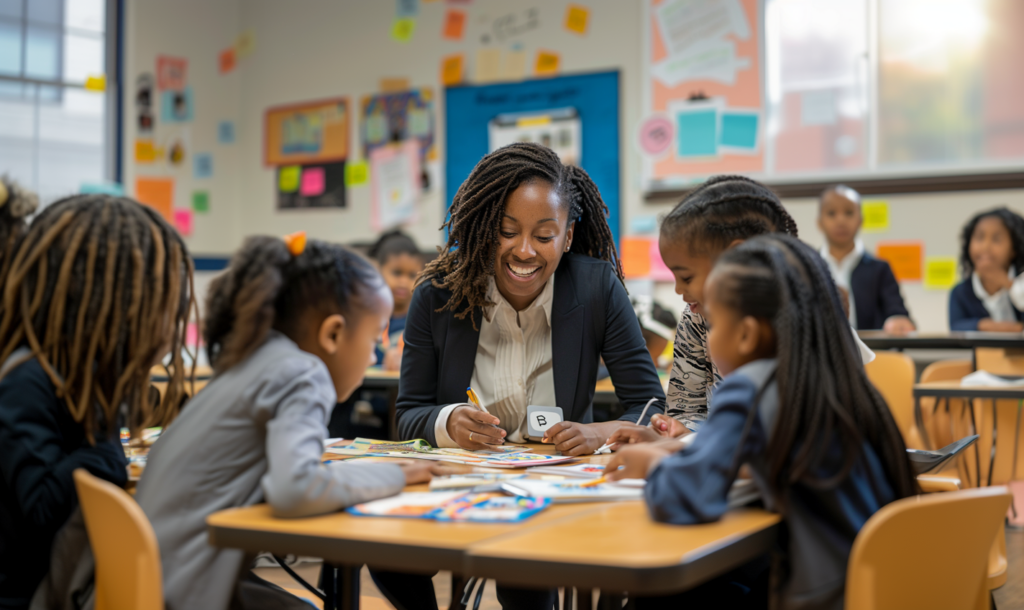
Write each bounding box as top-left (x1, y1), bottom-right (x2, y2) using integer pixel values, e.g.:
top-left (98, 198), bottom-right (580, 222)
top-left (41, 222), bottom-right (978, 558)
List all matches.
top-left (469, 432), bottom-right (474, 441)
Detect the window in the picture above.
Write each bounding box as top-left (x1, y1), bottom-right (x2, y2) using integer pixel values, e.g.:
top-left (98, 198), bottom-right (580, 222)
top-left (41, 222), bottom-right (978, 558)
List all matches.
top-left (765, 0), bottom-right (1024, 182)
top-left (0, 0), bottom-right (115, 204)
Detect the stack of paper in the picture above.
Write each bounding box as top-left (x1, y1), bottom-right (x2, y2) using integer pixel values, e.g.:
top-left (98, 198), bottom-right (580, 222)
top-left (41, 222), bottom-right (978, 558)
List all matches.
top-left (326, 438), bottom-right (578, 469)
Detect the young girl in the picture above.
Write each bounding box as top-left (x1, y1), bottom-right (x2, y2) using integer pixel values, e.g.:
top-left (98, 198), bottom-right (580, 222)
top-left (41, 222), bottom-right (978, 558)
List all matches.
top-left (949, 207), bottom-right (1024, 331)
top-left (368, 230), bottom-right (424, 371)
top-left (0, 194), bottom-right (194, 610)
top-left (135, 234), bottom-right (438, 610)
top-left (607, 234), bottom-right (917, 610)
top-left (0, 176), bottom-right (37, 281)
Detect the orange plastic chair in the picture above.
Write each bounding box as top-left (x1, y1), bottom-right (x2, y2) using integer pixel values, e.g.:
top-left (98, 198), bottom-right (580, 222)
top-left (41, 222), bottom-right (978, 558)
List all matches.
top-left (865, 352), bottom-right (924, 449)
top-left (846, 486), bottom-right (1011, 610)
top-left (918, 359), bottom-right (974, 459)
top-left (73, 469), bottom-right (163, 610)
top-left (975, 348), bottom-right (1024, 376)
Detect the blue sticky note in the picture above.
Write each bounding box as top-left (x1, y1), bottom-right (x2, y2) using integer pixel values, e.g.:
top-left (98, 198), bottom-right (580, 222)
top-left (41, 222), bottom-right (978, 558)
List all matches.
top-left (676, 109), bottom-right (718, 158)
top-left (160, 87), bottom-right (194, 123)
top-left (720, 112), bottom-right (759, 150)
top-left (80, 182), bottom-right (125, 196)
top-left (218, 120), bottom-right (235, 144)
top-left (194, 153), bottom-right (213, 179)
top-left (396, 0), bottom-right (418, 18)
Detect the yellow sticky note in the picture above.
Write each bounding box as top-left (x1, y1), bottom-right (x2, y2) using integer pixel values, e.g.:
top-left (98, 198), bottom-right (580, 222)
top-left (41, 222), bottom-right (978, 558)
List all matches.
top-left (346, 160), bottom-right (369, 186)
top-left (279, 166), bottom-right (301, 192)
top-left (504, 50), bottom-right (527, 81)
top-left (924, 257), bottom-right (958, 290)
top-left (235, 29), bottom-right (255, 58)
top-left (535, 50), bottom-right (560, 77)
top-left (392, 18), bottom-right (416, 42)
top-left (84, 74), bottom-right (106, 92)
top-left (861, 200), bottom-right (889, 232)
top-left (475, 48), bottom-right (503, 83)
top-left (135, 139), bottom-right (155, 163)
top-left (441, 54), bottom-right (464, 86)
top-left (565, 5), bottom-right (590, 35)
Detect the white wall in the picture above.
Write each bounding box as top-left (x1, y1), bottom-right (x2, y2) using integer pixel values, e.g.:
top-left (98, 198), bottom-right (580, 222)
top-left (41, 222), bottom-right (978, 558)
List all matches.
top-left (123, 0), bottom-right (1024, 332)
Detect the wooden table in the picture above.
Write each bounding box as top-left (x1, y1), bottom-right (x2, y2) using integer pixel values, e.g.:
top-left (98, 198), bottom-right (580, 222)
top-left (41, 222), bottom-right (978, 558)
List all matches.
top-left (206, 445), bottom-right (779, 610)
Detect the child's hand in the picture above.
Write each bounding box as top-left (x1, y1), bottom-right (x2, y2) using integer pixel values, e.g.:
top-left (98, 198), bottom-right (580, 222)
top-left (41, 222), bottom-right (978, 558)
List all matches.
top-left (541, 421), bottom-right (606, 456)
top-left (604, 423), bottom-right (662, 450)
top-left (649, 413), bottom-right (689, 438)
top-left (882, 316), bottom-right (915, 334)
top-left (604, 444), bottom-right (674, 481)
top-left (382, 347), bottom-right (403, 372)
top-left (399, 462), bottom-right (445, 485)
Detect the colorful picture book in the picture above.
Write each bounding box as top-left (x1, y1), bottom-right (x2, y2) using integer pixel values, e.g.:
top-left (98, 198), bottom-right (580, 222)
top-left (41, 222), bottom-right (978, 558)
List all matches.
top-left (326, 438), bottom-right (577, 469)
top-left (348, 491), bottom-right (550, 523)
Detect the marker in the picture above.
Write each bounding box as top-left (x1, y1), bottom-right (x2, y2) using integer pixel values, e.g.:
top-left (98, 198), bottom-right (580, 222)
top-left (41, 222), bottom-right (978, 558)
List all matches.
top-left (578, 476), bottom-right (606, 488)
top-left (594, 397), bottom-right (662, 455)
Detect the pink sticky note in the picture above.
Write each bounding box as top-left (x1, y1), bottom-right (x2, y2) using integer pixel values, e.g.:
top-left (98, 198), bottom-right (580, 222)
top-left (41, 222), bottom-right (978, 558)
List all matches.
top-left (300, 167), bottom-right (325, 196)
top-left (650, 240), bottom-right (674, 281)
top-left (185, 322), bottom-right (200, 348)
top-left (173, 208), bottom-right (193, 237)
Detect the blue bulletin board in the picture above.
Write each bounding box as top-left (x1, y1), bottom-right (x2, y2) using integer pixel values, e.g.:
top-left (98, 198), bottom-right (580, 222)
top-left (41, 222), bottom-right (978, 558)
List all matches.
top-left (444, 71), bottom-right (621, 243)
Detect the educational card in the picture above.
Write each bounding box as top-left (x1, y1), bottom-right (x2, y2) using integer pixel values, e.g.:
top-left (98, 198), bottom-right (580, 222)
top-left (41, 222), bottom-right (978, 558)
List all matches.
top-left (526, 406), bottom-right (563, 439)
top-left (349, 492), bottom-right (550, 522)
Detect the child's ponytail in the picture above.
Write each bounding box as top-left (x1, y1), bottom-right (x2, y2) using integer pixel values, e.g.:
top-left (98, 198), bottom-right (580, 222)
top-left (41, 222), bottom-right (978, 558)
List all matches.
top-left (204, 236), bottom-right (384, 373)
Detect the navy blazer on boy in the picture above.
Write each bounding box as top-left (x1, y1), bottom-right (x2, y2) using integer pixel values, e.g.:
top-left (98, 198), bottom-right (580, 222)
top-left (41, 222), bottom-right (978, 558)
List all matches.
top-left (948, 279), bottom-right (1024, 331)
top-left (396, 253), bottom-right (666, 446)
top-left (851, 253), bottom-right (911, 330)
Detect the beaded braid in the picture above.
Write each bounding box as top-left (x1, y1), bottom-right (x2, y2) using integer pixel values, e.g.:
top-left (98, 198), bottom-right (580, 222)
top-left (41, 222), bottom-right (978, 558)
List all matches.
top-left (421, 142), bottom-right (621, 325)
top-left (0, 194), bottom-right (197, 442)
top-left (661, 175), bottom-right (798, 253)
top-left (203, 236), bottom-right (384, 373)
top-left (712, 234), bottom-right (918, 505)
top-left (958, 207), bottom-right (1024, 279)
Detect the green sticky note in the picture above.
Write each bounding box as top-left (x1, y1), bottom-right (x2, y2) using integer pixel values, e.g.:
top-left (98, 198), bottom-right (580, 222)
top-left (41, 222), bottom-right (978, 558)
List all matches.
top-left (345, 161), bottom-right (369, 186)
top-left (392, 18), bottom-right (416, 42)
top-left (279, 165), bottom-right (301, 192)
top-left (192, 191), bottom-right (209, 213)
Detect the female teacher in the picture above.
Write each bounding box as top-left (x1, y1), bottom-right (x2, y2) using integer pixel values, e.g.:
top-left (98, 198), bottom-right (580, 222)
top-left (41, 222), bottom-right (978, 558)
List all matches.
top-left (396, 142), bottom-right (666, 458)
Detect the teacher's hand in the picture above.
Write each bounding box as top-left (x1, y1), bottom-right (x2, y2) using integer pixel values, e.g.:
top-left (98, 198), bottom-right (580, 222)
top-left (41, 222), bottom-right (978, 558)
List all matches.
top-left (446, 406), bottom-right (506, 450)
top-left (542, 421), bottom-right (607, 456)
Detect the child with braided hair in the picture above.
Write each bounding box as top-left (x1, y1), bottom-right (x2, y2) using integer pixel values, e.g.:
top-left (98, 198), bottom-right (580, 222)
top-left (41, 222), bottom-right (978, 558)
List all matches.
top-left (0, 194), bottom-right (195, 610)
top-left (607, 234), bottom-right (917, 610)
top-left (378, 142), bottom-right (665, 610)
top-left (135, 233), bottom-right (440, 610)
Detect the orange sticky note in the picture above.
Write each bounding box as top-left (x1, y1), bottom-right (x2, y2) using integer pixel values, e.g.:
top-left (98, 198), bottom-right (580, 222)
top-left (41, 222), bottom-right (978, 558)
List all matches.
top-left (534, 50), bottom-right (560, 77)
top-left (135, 178), bottom-right (174, 222)
top-left (219, 48), bottom-right (236, 74)
top-left (441, 54), bottom-right (464, 86)
top-left (876, 242), bottom-right (923, 282)
top-left (135, 139), bottom-right (155, 163)
top-left (443, 9), bottom-right (466, 40)
top-left (565, 4), bottom-right (589, 35)
top-left (621, 237), bottom-right (653, 279)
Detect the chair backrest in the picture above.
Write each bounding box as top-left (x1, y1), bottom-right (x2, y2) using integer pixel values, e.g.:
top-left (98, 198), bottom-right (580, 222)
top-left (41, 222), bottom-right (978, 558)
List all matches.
top-left (865, 351), bottom-right (921, 448)
top-left (846, 486), bottom-right (1011, 610)
top-left (919, 359), bottom-right (973, 383)
top-left (73, 469), bottom-right (163, 610)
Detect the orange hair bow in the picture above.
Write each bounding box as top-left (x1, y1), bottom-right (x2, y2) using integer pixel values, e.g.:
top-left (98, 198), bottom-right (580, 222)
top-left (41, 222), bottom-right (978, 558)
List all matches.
top-left (283, 231), bottom-right (307, 256)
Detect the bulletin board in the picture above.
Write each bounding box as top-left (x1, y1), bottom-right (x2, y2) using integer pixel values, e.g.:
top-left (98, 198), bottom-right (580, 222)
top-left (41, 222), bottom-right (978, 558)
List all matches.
top-left (643, 0), bottom-right (764, 189)
top-left (445, 71), bottom-right (621, 244)
top-left (264, 97), bottom-right (349, 167)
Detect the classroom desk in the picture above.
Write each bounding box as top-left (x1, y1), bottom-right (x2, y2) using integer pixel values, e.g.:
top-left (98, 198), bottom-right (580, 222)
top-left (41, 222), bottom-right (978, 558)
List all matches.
top-left (913, 381), bottom-right (1024, 488)
top-left (858, 330), bottom-right (1024, 351)
top-left (206, 445), bottom-right (780, 610)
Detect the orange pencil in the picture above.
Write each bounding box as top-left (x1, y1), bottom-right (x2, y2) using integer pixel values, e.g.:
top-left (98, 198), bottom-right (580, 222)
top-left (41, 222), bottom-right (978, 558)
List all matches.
top-left (578, 476), bottom-right (607, 488)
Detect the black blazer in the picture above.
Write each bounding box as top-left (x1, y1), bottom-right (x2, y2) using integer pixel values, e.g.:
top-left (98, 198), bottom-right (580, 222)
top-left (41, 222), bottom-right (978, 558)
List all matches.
top-left (850, 253), bottom-right (911, 330)
top-left (396, 253), bottom-right (667, 446)
top-left (948, 279), bottom-right (1024, 330)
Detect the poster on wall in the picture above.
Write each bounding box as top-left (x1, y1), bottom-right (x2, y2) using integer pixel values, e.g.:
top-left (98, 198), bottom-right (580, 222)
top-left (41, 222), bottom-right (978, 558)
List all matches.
top-left (277, 161), bottom-right (347, 209)
top-left (643, 0), bottom-right (763, 189)
top-left (265, 97), bottom-right (349, 167)
top-left (360, 88), bottom-right (435, 166)
top-left (487, 107), bottom-right (581, 166)
top-left (370, 141), bottom-right (420, 230)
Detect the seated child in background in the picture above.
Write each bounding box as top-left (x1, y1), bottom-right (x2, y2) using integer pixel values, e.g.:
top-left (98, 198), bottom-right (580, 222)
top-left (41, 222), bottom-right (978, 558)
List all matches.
top-left (136, 234), bottom-right (439, 610)
top-left (950, 207), bottom-right (1024, 331)
top-left (817, 185), bottom-right (914, 333)
top-left (607, 234), bottom-right (917, 610)
top-left (0, 195), bottom-right (193, 610)
top-left (368, 230), bottom-right (424, 371)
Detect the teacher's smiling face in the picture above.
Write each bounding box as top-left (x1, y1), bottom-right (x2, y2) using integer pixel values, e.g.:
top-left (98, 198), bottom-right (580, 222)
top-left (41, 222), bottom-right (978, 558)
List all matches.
top-left (494, 180), bottom-right (575, 311)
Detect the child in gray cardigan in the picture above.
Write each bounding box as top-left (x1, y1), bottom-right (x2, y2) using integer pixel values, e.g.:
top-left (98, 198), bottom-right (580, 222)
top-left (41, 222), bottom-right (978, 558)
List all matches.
top-left (136, 235), bottom-right (438, 610)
